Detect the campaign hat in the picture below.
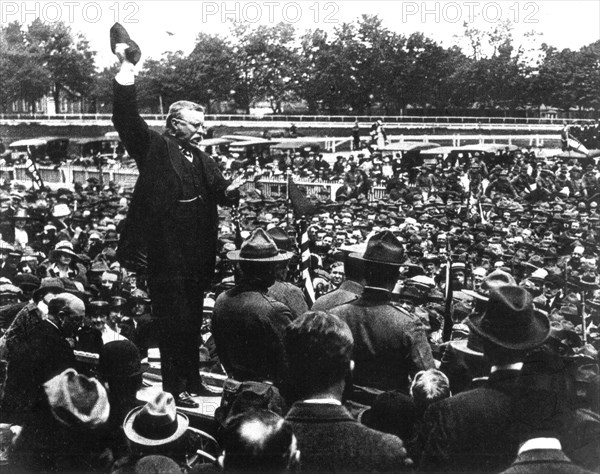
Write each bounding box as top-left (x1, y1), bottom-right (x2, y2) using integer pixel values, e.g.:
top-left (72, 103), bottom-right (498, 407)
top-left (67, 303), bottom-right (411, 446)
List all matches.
top-left (227, 228), bottom-right (293, 262)
top-left (351, 230), bottom-right (404, 266)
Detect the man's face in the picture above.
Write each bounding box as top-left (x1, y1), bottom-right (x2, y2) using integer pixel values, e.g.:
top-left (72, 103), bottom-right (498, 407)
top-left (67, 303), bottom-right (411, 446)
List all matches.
top-left (173, 108), bottom-right (205, 143)
top-left (61, 301), bottom-right (85, 337)
top-left (544, 282), bottom-right (559, 300)
top-left (330, 266), bottom-right (345, 286)
top-left (101, 273), bottom-right (118, 291)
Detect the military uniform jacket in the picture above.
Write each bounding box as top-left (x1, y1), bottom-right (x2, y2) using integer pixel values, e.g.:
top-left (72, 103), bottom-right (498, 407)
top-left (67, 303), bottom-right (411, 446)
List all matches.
top-left (330, 287), bottom-right (435, 393)
top-left (212, 281), bottom-right (294, 384)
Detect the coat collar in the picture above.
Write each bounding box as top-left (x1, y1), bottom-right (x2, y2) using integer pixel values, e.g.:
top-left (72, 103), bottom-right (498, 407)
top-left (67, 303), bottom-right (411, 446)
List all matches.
top-left (286, 402), bottom-right (355, 423)
top-left (513, 449), bottom-right (573, 465)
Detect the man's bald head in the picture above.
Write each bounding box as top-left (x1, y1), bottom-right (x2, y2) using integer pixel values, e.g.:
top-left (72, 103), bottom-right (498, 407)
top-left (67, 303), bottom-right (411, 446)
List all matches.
top-left (48, 292), bottom-right (85, 337)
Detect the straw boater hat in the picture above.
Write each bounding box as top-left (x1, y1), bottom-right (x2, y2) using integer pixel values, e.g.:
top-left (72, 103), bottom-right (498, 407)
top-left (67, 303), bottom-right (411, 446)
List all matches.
top-left (123, 391), bottom-right (189, 446)
top-left (227, 228), bottom-right (293, 262)
top-left (468, 285), bottom-right (550, 351)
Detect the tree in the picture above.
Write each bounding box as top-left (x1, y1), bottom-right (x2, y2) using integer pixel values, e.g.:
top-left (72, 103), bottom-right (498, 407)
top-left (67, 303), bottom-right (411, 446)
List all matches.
top-left (25, 19), bottom-right (96, 113)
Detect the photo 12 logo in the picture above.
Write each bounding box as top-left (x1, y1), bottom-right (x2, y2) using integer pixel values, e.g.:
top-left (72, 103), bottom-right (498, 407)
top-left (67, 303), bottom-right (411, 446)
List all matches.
top-left (1, 1), bottom-right (140, 24)
top-left (200, 1), bottom-right (340, 24)
top-left (400, 1), bottom-right (539, 24)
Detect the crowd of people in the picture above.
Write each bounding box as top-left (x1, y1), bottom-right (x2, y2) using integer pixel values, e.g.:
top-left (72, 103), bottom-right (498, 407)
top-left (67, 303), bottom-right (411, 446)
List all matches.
top-left (0, 26), bottom-right (598, 472)
top-left (0, 128), bottom-right (598, 471)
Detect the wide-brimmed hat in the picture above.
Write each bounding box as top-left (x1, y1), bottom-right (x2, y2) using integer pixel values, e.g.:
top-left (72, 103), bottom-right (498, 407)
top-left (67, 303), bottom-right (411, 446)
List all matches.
top-left (99, 340), bottom-right (149, 379)
top-left (227, 228), bottom-right (293, 262)
top-left (43, 368), bottom-right (110, 429)
top-left (51, 241), bottom-right (79, 260)
top-left (123, 391), bottom-right (189, 446)
top-left (110, 22), bottom-right (142, 65)
top-left (468, 285), bottom-right (550, 350)
top-left (351, 230), bottom-right (404, 266)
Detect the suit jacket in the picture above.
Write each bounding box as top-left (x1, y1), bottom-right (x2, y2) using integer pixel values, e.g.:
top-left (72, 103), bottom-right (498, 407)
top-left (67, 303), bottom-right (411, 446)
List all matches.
top-left (267, 280), bottom-right (308, 319)
top-left (312, 280), bottom-right (362, 312)
top-left (286, 402), bottom-right (410, 472)
top-left (1, 319), bottom-right (75, 424)
top-left (420, 369), bottom-right (522, 472)
top-left (501, 449), bottom-right (594, 474)
top-left (112, 81), bottom-right (236, 282)
top-left (212, 281), bottom-right (293, 384)
top-left (330, 287), bottom-right (435, 392)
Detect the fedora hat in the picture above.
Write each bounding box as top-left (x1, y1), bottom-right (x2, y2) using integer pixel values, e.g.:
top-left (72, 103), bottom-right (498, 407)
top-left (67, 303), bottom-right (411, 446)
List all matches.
top-left (468, 285), bottom-right (550, 350)
top-left (43, 368), bottom-right (110, 429)
top-left (99, 340), bottom-right (149, 379)
top-left (227, 228), bottom-right (293, 262)
top-left (110, 22), bottom-right (142, 65)
top-left (33, 277), bottom-right (66, 301)
top-left (351, 230), bottom-right (404, 266)
top-left (124, 391), bottom-right (189, 446)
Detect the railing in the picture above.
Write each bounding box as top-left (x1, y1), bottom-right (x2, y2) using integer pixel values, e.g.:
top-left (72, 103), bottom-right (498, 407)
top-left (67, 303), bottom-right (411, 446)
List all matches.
top-left (0, 113), bottom-right (596, 125)
top-left (0, 164), bottom-right (357, 201)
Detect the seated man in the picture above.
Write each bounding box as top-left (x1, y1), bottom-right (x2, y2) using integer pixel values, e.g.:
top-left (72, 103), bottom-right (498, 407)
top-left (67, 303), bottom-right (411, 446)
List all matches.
top-left (284, 311), bottom-right (411, 472)
top-left (220, 409), bottom-right (300, 472)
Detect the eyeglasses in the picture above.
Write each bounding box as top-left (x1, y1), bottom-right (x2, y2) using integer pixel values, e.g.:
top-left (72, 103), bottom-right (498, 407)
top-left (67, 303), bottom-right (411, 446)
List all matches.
top-left (178, 118), bottom-right (205, 130)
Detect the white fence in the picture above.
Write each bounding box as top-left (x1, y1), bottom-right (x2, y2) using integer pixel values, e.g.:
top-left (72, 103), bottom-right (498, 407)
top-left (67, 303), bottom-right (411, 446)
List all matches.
top-left (0, 164), bottom-right (376, 201)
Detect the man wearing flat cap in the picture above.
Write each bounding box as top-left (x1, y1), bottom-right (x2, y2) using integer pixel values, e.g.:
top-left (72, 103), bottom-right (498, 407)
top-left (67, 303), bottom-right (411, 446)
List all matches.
top-left (212, 228), bottom-right (295, 386)
top-left (110, 24), bottom-right (241, 407)
top-left (420, 285), bottom-right (551, 472)
top-left (330, 231), bottom-right (435, 400)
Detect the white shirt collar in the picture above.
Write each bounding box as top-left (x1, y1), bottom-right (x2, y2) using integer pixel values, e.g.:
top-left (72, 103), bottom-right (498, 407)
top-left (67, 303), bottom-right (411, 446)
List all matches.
top-left (302, 398), bottom-right (342, 405)
top-left (490, 362), bottom-right (523, 373)
top-left (518, 437), bottom-right (562, 454)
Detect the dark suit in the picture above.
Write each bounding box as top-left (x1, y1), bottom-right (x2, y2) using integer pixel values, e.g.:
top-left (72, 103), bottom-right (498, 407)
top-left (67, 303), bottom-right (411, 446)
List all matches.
top-left (0, 319), bottom-right (75, 424)
top-left (501, 449), bottom-right (594, 474)
top-left (286, 402), bottom-right (410, 472)
top-left (420, 369), bottom-right (522, 472)
top-left (330, 287), bottom-right (435, 393)
top-left (212, 281), bottom-right (293, 384)
top-left (112, 81), bottom-right (237, 396)
top-left (312, 280), bottom-right (362, 311)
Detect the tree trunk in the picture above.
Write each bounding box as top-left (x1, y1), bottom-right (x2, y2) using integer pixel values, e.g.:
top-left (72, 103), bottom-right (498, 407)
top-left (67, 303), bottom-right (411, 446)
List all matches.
top-left (53, 83), bottom-right (61, 114)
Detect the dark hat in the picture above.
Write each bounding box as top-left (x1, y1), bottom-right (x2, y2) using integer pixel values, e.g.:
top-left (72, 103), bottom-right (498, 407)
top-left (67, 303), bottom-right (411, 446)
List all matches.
top-left (99, 340), bottom-right (149, 379)
top-left (227, 228), bottom-right (293, 262)
top-left (267, 227), bottom-right (294, 252)
top-left (88, 300), bottom-right (111, 316)
top-left (110, 22), bottom-right (141, 65)
top-left (468, 286), bottom-right (550, 350)
top-left (351, 230), bottom-right (404, 266)
top-left (33, 277), bottom-right (66, 301)
top-left (544, 273), bottom-right (565, 288)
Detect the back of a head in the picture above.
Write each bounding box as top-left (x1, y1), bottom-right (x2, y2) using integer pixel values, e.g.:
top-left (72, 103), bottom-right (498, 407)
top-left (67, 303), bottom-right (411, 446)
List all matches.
top-left (285, 311), bottom-right (353, 399)
top-left (47, 292), bottom-right (84, 317)
top-left (343, 254), bottom-right (364, 284)
top-left (222, 409), bottom-right (297, 472)
top-left (410, 369), bottom-right (451, 416)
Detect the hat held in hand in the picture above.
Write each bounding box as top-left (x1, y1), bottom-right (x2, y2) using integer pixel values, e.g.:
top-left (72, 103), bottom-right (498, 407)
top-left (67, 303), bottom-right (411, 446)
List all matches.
top-left (468, 285), bottom-right (550, 350)
top-left (110, 22), bottom-right (141, 65)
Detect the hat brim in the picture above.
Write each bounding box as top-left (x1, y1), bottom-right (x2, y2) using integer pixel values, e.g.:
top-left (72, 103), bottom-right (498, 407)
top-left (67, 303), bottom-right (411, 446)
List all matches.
top-left (350, 252), bottom-right (403, 267)
top-left (51, 249), bottom-right (80, 260)
top-left (462, 289), bottom-right (489, 301)
top-left (33, 285), bottom-right (65, 300)
top-left (226, 250), bottom-right (293, 262)
top-left (123, 406), bottom-right (189, 446)
top-left (467, 310), bottom-right (550, 350)
top-left (449, 339), bottom-right (484, 357)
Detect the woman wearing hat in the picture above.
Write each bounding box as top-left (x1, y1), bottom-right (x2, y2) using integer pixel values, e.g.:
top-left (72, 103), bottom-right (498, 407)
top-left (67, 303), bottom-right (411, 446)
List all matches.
top-left (43, 240), bottom-right (86, 285)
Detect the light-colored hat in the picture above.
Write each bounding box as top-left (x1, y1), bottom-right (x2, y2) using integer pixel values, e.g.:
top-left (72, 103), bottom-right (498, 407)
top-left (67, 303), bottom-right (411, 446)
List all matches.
top-left (52, 240), bottom-right (78, 259)
top-left (123, 391), bottom-right (189, 446)
top-left (52, 203), bottom-right (71, 218)
top-left (44, 368), bottom-right (110, 429)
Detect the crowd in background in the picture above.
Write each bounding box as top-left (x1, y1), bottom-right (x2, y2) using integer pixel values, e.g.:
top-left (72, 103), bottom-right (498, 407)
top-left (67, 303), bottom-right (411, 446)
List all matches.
top-left (0, 131), bottom-right (599, 472)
